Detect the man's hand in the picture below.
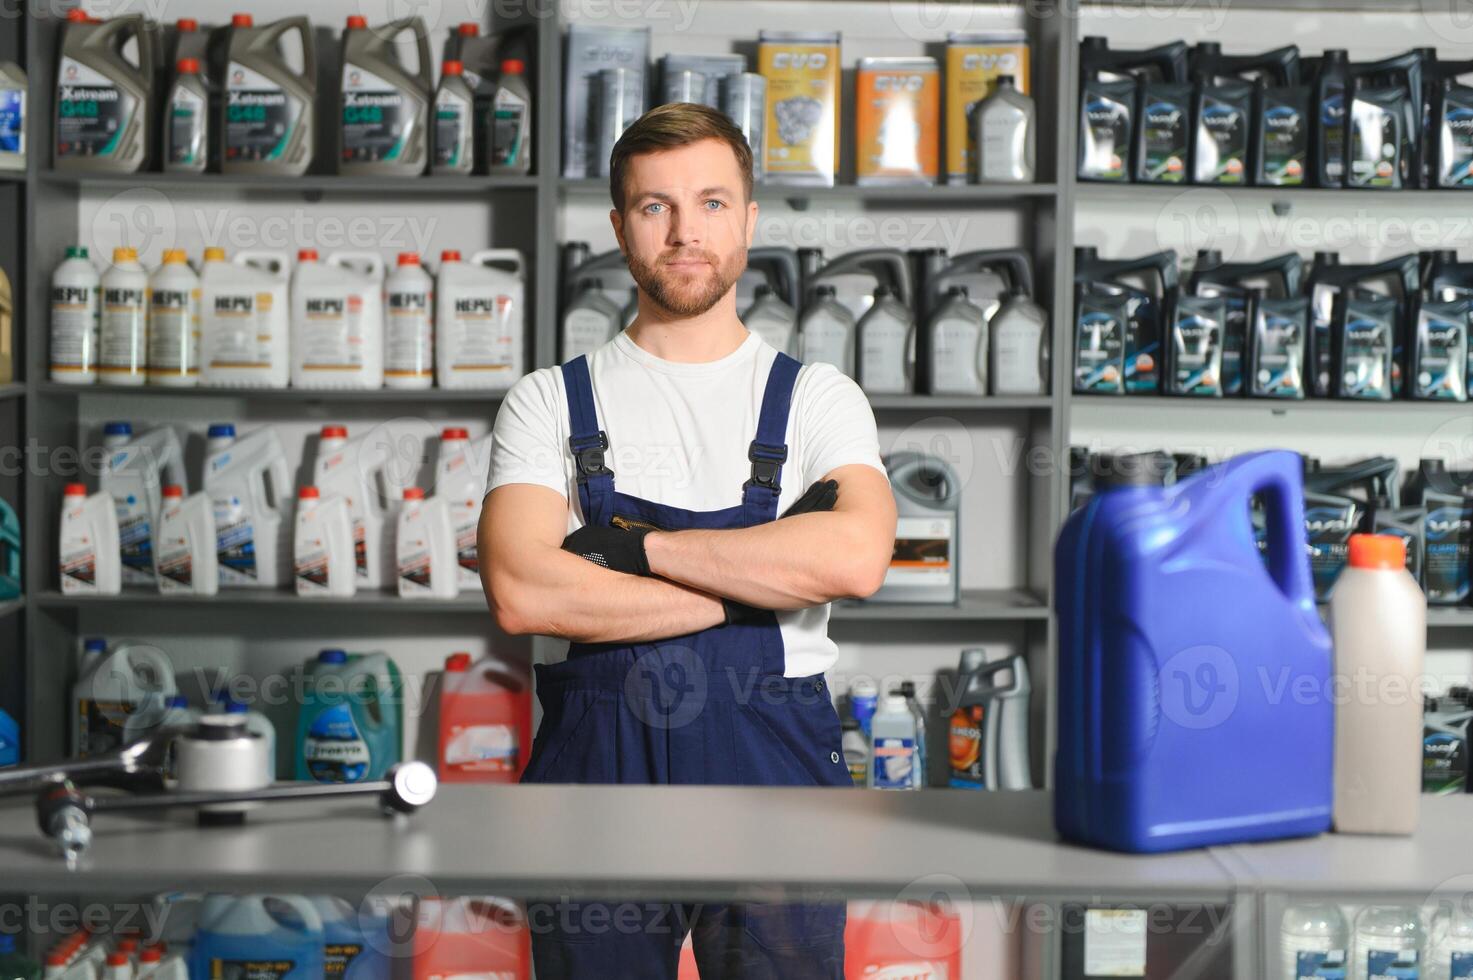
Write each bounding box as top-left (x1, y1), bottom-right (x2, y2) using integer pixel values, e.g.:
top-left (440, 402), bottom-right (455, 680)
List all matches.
top-left (560, 524), bottom-right (651, 576)
top-left (722, 479), bottom-right (841, 625)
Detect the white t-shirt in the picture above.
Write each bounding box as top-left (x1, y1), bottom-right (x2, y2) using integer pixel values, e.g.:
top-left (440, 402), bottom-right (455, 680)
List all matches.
top-left (486, 328), bottom-right (885, 677)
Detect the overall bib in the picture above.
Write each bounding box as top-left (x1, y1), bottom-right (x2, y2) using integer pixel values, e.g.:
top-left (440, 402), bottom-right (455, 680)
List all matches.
top-left (521, 352), bottom-right (851, 979)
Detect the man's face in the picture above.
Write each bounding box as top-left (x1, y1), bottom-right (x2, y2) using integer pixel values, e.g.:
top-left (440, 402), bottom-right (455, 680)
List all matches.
top-left (612, 138), bottom-right (758, 318)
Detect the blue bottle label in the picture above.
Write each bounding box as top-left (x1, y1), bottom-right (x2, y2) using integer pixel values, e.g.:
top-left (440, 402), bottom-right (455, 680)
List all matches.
top-left (1298, 950), bottom-right (1348, 978)
top-left (1453, 952), bottom-right (1473, 979)
top-left (304, 703), bottom-right (372, 783)
top-left (204, 959), bottom-right (297, 979)
top-left (324, 942), bottom-right (364, 977)
top-left (0, 91), bottom-right (20, 153)
top-left (1367, 948), bottom-right (1419, 979)
top-left (872, 737), bottom-right (915, 789)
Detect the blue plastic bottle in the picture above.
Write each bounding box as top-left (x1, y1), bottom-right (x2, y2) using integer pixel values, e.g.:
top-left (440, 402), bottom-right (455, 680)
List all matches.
top-left (190, 895), bottom-right (325, 980)
top-left (1054, 450), bottom-right (1333, 852)
top-left (0, 708), bottom-right (17, 767)
top-left (294, 649), bottom-right (403, 783)
top-left (311, 896), bottom-right (390, 980)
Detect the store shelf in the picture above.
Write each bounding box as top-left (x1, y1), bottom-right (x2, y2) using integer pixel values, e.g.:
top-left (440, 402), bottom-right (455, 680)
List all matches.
top-left (0, 170), bottom-right (23, 185)
top-left (0, 597), bottom-right (23, 620)
top-left (34, 590), bottom-right (492, 614)
top-left (868, 394), bottom-right (1052, 412)
top-left (1075, 182), bottom-right (1473, 207)
top-left (0, 787), bottom-right (1233, 899)
top-left (1071, 394), bottom-right (1473, 414)
top-left (561, 178), bottom-right (1058, 204)
top-left (831, 588), bottom-right (1048, 622)
top-left (1427, 607), bottom-right (1473, 629)
top-left (0, 382), bottom-right (24, 401)
top-left (38, 171), bottom-right (540, 195)
top-left (35, 382), bottom-right (508, 405)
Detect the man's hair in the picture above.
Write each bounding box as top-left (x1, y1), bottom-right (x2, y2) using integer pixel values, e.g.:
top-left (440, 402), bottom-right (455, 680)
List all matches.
top-left (608, 102), bottom-right (754, 212)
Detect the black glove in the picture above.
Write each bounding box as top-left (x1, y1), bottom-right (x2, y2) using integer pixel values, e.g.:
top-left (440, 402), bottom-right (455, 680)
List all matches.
top-left (723, 479), bottom-right (841, 626)
top-left (779, 479), bottom-right (839, 519)
top-left (561, 524), bottom-right (651, 576)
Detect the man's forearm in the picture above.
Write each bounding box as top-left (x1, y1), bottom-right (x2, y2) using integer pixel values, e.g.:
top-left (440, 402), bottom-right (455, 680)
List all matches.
top-left (488, 546), bottom-right (724, 643)
top-left (644, 511), bottom-right (882, 610)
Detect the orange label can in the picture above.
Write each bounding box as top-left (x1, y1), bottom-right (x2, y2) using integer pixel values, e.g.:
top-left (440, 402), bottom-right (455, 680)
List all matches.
top-left (759, 30), bottom-right (841, 186)
top-left (946, 31), bottom-right (1031, 185)
top-left (855, 57), bottom-right (940, 186)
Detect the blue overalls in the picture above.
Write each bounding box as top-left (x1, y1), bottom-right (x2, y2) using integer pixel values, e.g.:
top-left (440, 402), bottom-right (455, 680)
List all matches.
top-left (520, 351), bottom-right (851, 979)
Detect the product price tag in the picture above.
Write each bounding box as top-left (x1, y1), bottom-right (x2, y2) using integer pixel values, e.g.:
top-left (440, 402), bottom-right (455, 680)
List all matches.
top-left (1083, 908), bottom-right (1146, 976)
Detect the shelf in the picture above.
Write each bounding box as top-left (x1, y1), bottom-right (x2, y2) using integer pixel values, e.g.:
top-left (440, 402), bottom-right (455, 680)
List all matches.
top-left (869, 394), bottom-right (1052, 412)
top-left (0, 170), bottom-right (23, 185)
top-left (831, 588), bottom-right (1048, 622)
top-left (0, 787), bottom-right (1232, 900)
top-left (561, 178), bottom-right (1057, 204)
top-left (0, 597), bottom-right (22, 620)
top-left (35, 382), bottom-right (509, 405)
top-left (39, 171), bottom-right (540, 195)
top-left (35, 590), bottom-right (491, 614)
top-left (0, 382), bottom-right (23, 401)
top-left (1076, 182), bottom-right (1473, 207)
top-left (1427, 607), bottom-right (1473, 629)
top-left (1070, 394), bottom-right (1473, 414)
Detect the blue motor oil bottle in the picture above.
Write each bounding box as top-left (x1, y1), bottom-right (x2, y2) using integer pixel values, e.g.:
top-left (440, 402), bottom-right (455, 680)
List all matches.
top-left (1405, 459), bottom-right (1473, 605)
top-left (1163, 293), bottom-right (1226, 397)
top-left (1075, 248), bottom-right (1179, 394)
top-left (1246, 295), bottom-right (1311, 399)
top-left (0, 494), bottom-right (19, 599)
top-left (313, 895), bottom-right (391, 980)
top-left (1429, 60), bottom-right (1473, 187)
top-left (1331, 291), bottom-right (1399, 401)
top-left (1312, 49), bottom-right (1350, 187)
top-left (1409, 297), bottom-right (1470, 401)
top-left (1190, 250), bottom-right (1304, 395)
top-left (294, 649), bottom-right (404, 783)
top-left (1055, 450), bottom-right (1333, 852)
top-left (1303, 456), bottom-right (1401, 600)
top-left (1307, 253), bottom-right (1419, 397)
top-left (1347, 50), bottom-right (1424, 189)
top-left (191, 895), bottom-right (325, 980)
top-left (0, 707), bottom-right (17, 767)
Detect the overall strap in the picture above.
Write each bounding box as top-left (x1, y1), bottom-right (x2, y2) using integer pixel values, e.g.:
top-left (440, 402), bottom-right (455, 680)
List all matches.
top-left (561, 356), bottom-right (615, 527)
top-left (741, 352), bottom-right (803, 526)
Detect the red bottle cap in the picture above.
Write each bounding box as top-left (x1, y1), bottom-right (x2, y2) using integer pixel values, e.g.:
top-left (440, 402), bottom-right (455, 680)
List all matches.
top-left (442, 427), bottom-right (469, 440)
top-left (446, 652), bottom-right (472, 671)
top-left (162, 485), bottom-right (184, 499)
top-left (457, 22), bottom-right (479, 36)
top-left (440, 249), bottom-right (462, 263)
top-left (231, 13), bottom-right (254, 28)
top-left (140, 948), bottom-right (164, 964)
top-left (397, 253), bottom-right (421, 266)
top-left (297, 248), bottom-right (319, 261)
top-left (177, 18), bottom-right (199, 31)
top-left (346, 15), bottom-right (367, 28)
top-left (107, 952), bottom-right (129, 967)
top-left (64, 483), bottom-right (87, 496)
top-left (299, 486), bottom-right (320, 499)
top-left (320, 425), bottom-right (348, 439)
top-left (442, 60), bottom-right (464, 76)
top-left (177, 57), bottom-right (201, 74)
top-left (403, 487), bottom-right (425, 500)
top-left (501, 59), bottom-right (525, 74)
top-left (1348, 534), bottom-right (1406, 571)
top-left (66, 9), bottom-right (89, 21)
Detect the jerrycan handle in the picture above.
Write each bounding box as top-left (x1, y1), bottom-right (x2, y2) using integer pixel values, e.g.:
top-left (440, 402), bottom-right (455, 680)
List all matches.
top-left (471, 249), bottom-right (525, 277)
top-left (256, 451), bottom-right (292, 521)
top-left (392, 20), bottom-right (433, 89)
top-left (264, 17), bottom-right (316, 84)
top-left (265, 894), bottom-right (325, 935)
top-left (328, 251), bottom-right (387, 279)
top-left (119, 644), bottom-right (174, 696)
top-left (1206, 450), bottom-right (1314, 607)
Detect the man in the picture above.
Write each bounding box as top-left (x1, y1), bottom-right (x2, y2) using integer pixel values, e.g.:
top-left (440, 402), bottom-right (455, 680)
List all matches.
top-left (479, 102), bottom-right (897, 978)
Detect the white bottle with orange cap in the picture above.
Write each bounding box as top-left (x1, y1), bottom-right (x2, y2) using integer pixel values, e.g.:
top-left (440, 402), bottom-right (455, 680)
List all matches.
top-left (147, 250), bottom-right (200, 386)
top-left (199, 247), bottom-right (291, 388)
top-left (432, 60), bottom-right (475, 176)
top-left (155, 483), bottom-right (217, 595)
top-left (294, 484), bottom-right (356, 597)
top-left (99, 247), bottom-right (149, 386)
top-left (59, 482), bottom-right (121, 595)
top-left (384, 252), bottom-right (434, 389)
top-left (313, 423), bottom-right (395, 590)
top-left (290, 248), bottom-right (385, 389)
top-left (1331, 532), bottom-right (1426, 835)
top-left (436, 426), bottom-right (494, 590)
top-left (397, 486), bottom-right (457, 599)
top-left (435, 248), bottom-right (525, 390)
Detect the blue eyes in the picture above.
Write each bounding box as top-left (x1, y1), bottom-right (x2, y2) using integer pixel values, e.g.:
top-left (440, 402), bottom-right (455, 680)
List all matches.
top-left (642, 200), bottom-right (726, 215)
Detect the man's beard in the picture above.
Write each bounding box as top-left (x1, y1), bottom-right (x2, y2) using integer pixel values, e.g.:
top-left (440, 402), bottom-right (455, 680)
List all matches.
top-left (626, 244), bottom-right (746, 317)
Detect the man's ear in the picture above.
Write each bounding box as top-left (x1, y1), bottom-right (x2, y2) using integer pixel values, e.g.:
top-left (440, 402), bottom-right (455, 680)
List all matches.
top-left (745, 200), bottom-right (759, 248)
top-left (610, 208), bottom-right (626, 255)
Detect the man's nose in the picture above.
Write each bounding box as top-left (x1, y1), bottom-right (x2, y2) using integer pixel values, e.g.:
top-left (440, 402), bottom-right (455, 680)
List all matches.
top-left (668, 201), bottom-right (703, 248)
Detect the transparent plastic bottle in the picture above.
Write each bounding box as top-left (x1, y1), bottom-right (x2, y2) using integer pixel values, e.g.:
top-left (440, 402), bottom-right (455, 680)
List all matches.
top-left (1280, 903), bottom-right (1348, 979)
top-left (1430, 900), bottom-right (1473, 980)
top-left (1354, 905), bottom-right (1424, 980)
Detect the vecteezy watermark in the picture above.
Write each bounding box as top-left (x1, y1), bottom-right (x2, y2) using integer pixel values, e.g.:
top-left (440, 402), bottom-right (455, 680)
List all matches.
top-left (1159, 645), bottom-right (1240, 730)
top-left (623, 645), bottom-right (710, 731)
top-left (89, 189), bottom-right (439, 258)
top-left (756, 212), bottom-right (972, 256)
top-left (883, 0), bottom-right (1233, 41)
top-left (0, 897), bottom-right (173, 942)
top-left (887, 417), bottom-right (977, 492)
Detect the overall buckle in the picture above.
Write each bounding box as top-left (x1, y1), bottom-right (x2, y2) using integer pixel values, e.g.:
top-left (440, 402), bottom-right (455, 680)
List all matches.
top-left (570, 431), bottom-right (614, 482)
top-left (746, 441), bottom-right (788, 492)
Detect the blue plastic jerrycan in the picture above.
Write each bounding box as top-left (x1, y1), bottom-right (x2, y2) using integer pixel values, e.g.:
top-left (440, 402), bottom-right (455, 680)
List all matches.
top-left (1054, 450), bottom-right (1333, 852)
top-left (191, 894), bottom-right (325, 980)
